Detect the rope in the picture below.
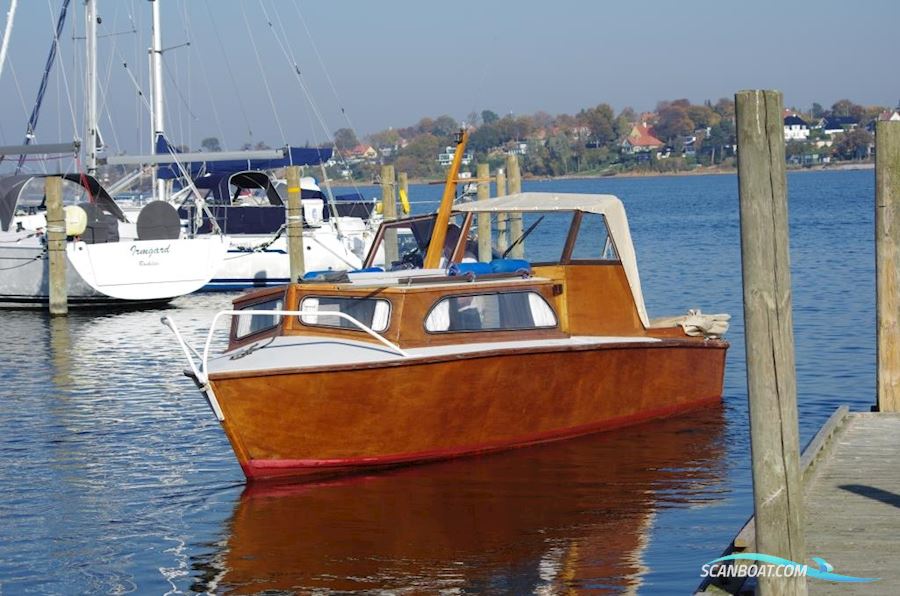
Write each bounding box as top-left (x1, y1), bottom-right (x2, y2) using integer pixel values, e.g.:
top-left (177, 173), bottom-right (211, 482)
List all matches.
top-left (0, 249), bottom-right (46, 270)
top-left (231, 224), bottom-right (286, 253)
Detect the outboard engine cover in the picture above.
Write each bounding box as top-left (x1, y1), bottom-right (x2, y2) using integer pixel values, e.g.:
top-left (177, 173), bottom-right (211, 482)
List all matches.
top-left (136, 200), bottom-right (182, 240)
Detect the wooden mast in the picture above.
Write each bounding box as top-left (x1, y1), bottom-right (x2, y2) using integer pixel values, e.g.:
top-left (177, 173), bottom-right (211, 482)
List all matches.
top-left (423, 129), bottom-right (468, 268)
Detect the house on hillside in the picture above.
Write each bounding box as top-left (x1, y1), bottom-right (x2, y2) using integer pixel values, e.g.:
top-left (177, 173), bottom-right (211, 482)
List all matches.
top-left (437, 146), bottom-right (473, 167)
top-left (784, 115), bottom-right (810, 141)
top-left (343, 144), bottom-right (378, 163)
top-left (620, 123), bottom-right (664, 154)
top-left (820, 116), bottom-right (859, 136)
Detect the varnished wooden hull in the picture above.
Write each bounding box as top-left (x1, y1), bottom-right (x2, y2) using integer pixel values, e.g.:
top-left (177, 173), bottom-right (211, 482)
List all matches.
top-left (209, 338), bottom-right (728, 481)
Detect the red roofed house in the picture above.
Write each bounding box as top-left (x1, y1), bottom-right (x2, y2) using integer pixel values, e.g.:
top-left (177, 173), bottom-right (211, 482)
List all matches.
top-left (621, 123), bottom-right (664, 154)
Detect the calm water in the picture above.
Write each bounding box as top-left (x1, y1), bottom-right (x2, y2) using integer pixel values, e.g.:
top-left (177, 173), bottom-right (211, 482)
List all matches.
top-left (0, 170), bottom-right (876, 594)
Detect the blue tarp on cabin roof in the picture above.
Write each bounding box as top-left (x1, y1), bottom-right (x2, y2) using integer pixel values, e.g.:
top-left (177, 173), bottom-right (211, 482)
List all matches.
top-left (154, 135), bottom-right (332, 180)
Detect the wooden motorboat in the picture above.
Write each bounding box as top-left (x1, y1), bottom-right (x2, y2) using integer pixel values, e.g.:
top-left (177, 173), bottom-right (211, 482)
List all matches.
top-left (165, 134), bottom-right (729, 481)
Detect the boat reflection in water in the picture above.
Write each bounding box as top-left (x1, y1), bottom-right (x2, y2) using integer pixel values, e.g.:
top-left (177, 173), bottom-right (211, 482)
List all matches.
top-left (193, 408), bottom-right (727, 593)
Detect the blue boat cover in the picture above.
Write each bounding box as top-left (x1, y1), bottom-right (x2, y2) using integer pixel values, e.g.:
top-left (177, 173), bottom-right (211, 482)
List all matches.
top-left (155, 135), bottom-right (332, 180)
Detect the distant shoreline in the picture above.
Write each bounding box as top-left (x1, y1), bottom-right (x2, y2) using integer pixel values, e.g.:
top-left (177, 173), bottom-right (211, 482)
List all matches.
top-left (327, 161), bottom-right (873, 187)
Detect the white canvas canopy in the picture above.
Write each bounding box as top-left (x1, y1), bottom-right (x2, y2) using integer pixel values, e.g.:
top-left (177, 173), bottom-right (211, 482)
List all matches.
top-left (455, 192), bottom-right (649, 327)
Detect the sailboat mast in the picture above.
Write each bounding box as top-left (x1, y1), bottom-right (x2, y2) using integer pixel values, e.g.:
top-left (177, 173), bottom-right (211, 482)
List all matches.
top-left (149, 0), bottom-right (166, 201)
top-left (84, 0), bottom-right (98, 175)
top-left (0, 0), bottom-right (18, 83)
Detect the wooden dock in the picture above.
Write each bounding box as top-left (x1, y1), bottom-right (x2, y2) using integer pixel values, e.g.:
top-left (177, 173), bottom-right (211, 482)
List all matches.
top-left (698, 409), bottom-right (900, 594)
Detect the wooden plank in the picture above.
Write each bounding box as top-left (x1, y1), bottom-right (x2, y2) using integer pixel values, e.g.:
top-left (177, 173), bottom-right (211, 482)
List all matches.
top-left (476, 163), bottom-right (492, 262)
top-left (46, 176), bottom-right (67, 316)
top-left (805, 413), bottom-right (900, 595)
top-left (875, 122), bottom-right (900, 412)
top-left (735, 89), bottom-right (807, 596)
top-left (381, 165), bottom-right (398, 266)
top-left (285, 166), bottom-right (305, 282)
top-left (495, 169), bottom-right (508, 254)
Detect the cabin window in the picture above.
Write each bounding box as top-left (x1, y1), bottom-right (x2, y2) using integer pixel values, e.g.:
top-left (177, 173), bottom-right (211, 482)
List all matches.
top-left (482, 211), bottom-right (619, 264)
top-left (425, 291), bottom-right (557, 333)
top-left (571, 212), bottom-right (619, 261)
top-left (299, 296), bottom-right (391, 332)
top-left (234, 297), bottom-right (284, 339)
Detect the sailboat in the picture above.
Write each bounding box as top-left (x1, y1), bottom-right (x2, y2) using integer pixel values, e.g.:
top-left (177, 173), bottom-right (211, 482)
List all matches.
top-left (103, 0), bottom-right (379, 292)
top-left (0, 0), bottom-right (227, 307)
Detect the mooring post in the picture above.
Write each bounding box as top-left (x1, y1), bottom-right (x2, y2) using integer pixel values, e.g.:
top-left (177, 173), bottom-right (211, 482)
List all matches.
top-left (476, 163), bottom-right (492, 261)
top-left (495, 167), bottom-right (508, 255)
top-left (398, 171), bottom-right (409, 218)
top-left (506, 154), bottom-right (524, 258)
top-left (285, 165), bottom-right (305, 282)
top-left (735, 89), bottom-right (807, 596)
top-left (46, 175), bottom-right (67, 316)
top-left (381, 165), bottom-right (398, 266)
top-left (875, 121), bottom-right (900, 412)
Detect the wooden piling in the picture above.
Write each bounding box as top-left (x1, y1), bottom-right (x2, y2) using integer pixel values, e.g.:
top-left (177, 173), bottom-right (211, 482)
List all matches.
top-left (398, 171), bottom-right (409, 218)
top-left (476, 163), bottom-right (492, 261)
top-left (875, 121), bottom-right (900, 412)
top-left (506, 154), bottom-right (524, 258)
top-left (45, 176), bottom-right (67, 315)
top-left (381, 165), bottom-right (398, 266)
top-left (285, 165), bottom-right (305, 282)
top-left (495, 168), bottom-right (508, 254)
top-left (735, 89), bottom-right (806, 596)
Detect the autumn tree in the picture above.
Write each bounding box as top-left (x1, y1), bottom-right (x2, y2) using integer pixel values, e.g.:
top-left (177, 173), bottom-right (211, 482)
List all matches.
top-left (653, 103), bottom-right (694, 142)
top-left (201, 137), bottom-right (222, 152)
top-left (481, 110), bottom-right (499, 125)
top-left (576, 103), bottom-right (616, 145)
top-left (334, 128), bottom-right (359, 151)
top-left (833, 128), bottom-right (873, 160)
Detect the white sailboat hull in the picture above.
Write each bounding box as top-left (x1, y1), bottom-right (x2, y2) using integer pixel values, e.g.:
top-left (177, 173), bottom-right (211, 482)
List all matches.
top-left (0, 234), bottom-right (228, 307)
top-left (203, 226), bottom-right (375, 291)
top-left (67, 236), bottom-right (229, 300)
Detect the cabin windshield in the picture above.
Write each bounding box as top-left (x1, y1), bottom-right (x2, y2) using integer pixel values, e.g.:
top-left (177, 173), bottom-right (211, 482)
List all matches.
top-left (364, 213), bottom-right (473, 270)
top-left (477, 211), bottom-right (618, 265)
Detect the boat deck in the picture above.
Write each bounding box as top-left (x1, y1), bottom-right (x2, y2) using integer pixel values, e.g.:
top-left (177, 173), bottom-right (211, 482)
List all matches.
top-left (698, 410), bottom-right (900, 594)
top-left (208, 334), bottom-right (664, 376)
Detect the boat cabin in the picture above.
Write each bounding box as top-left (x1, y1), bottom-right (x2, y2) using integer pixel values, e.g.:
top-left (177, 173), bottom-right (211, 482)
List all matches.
top-left (177, 170), bottom-right (377, 236)
top-left (226, 193), bottom-right (689, 352)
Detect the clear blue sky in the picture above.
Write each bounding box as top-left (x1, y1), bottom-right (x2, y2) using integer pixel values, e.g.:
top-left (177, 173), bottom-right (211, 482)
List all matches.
top-left (0, 0), bottom-right (897, 155)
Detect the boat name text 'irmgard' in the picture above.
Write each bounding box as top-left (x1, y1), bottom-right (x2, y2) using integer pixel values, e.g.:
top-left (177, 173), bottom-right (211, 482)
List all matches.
top-left (130, 244), bottom-right (171, 257)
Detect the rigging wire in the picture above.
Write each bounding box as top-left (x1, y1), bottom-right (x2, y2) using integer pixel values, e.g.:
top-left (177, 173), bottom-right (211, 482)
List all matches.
top-left (289, 0), bottom-right (360, 138)
top-left (259, 0), bottom-right (364, 198)
top-left (202, 0), bottom-right (251, 143)
top-left (97, 4), bottom-right (132, 156)
top-left (162, 53), bottom-right (199, 122)
top-left (184, 33), bottom-right (227, 150)
top-left (239, 0), bottom-right (286, 146)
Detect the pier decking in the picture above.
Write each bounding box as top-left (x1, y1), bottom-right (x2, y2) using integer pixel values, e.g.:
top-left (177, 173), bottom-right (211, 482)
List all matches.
top-left (804, 412), bottom-right (900, 594)
top-left (699, 409), bottom-right (900, 594)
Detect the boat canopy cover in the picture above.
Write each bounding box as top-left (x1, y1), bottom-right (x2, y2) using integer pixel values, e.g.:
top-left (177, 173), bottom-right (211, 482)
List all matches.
top-left (194, 170), bottom-right (284, 206)
top-left (155, 135), bottom-right (333, 180)
top-left (455, 192), bottom-right (649, 326)
top-left (0, 173), bottom-right (126, 232)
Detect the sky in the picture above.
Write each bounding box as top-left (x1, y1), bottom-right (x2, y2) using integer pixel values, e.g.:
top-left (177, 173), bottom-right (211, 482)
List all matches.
top-left (0, 0), bottom-right (898, 157)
